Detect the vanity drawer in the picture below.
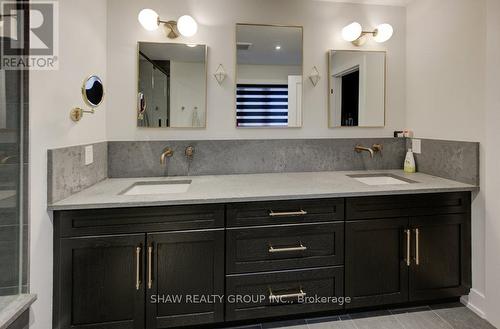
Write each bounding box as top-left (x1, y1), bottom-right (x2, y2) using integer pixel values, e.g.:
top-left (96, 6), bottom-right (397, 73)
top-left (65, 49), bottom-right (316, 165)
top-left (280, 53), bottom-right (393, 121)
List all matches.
top-left (55, 204), bottom-right (225, 237)
top-left (226, 223), bottom-right (344, 274)
top-left (346, 195), bottom-right (409, 220)
top-left (227, 199), bottom-right (344, 227)
top-left (225, 266), bottom-right (344, 321)
top-left (346, 192), bottom-right (470, 220)
top-left (410, 192), bottom-right (470, 216)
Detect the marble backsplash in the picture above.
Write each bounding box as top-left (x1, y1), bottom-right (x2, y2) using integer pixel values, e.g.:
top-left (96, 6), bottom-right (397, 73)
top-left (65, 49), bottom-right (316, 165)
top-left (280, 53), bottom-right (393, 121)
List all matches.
top-left (406, 138), bottom-right (480, 186)
top-left (47, 142), bottom-right (107, 203)
top-left (47, 137), bottom-right (480, 204)
top-left (108, 138), bottom-right (406, 178)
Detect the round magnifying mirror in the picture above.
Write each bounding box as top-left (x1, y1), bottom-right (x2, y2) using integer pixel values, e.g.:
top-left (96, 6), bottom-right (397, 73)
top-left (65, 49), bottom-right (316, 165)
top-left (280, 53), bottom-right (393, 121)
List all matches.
top-left (82, 75), bottom-right (104, 108)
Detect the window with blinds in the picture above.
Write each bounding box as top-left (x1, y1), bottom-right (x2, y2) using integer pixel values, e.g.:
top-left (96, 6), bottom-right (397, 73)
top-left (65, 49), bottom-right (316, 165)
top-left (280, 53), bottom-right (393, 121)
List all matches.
top-left (236, 84), bottom-right (288, 127)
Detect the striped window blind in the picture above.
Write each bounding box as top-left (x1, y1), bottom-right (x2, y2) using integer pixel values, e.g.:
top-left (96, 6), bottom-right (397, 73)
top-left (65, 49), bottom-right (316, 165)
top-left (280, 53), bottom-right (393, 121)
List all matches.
top-left (236, 84), bottom-right (288, 127)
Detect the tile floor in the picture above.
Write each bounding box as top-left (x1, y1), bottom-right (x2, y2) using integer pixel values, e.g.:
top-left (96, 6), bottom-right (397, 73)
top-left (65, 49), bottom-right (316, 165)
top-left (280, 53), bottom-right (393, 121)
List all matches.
top-left (228, 303), bottom-right (497, 329)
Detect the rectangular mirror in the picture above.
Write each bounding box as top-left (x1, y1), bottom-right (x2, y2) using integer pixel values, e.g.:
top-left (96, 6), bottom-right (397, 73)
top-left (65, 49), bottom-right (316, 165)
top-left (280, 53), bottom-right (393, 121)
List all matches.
top-left (328, 50), bottom-right (386, 128)
top-left (137, 42), bottom-right (207, 128)
top-left (236, 24), bottom-right (303, 128)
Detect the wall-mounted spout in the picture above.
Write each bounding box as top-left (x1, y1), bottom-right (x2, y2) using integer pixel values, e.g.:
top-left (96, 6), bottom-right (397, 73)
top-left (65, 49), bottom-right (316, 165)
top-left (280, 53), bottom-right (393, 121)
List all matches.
top-left (160, 147), bottom-right (174, 165)
top-left (355, 144), bottom-right (383, 158)
top-left (355, 145), bottom-right (374, 158)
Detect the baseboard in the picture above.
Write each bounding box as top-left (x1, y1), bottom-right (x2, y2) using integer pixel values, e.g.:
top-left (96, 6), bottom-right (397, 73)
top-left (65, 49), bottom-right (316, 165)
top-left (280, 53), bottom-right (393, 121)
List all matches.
top-left (461, 289), bottom-right (486, 319)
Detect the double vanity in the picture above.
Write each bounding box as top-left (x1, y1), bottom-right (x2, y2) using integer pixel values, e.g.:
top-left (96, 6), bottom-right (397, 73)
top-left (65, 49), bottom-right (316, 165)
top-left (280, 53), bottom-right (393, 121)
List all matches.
top-left (49, 170), bottom-right (474, 329)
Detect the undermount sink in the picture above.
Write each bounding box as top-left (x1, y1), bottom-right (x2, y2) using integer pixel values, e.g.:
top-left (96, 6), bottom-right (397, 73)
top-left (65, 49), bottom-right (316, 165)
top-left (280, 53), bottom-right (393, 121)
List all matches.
top-left (120, 180), bottom-right (192, 196)
top-left (348, 174), bottom-right (416, 186)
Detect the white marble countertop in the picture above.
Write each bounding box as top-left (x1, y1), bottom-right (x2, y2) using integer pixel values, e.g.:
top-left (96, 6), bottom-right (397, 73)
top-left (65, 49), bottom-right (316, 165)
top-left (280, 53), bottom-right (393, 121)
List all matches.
top-left (48, 170), bottom-right (477, 211)
top-left (0, 294), bottom-right (36, 329)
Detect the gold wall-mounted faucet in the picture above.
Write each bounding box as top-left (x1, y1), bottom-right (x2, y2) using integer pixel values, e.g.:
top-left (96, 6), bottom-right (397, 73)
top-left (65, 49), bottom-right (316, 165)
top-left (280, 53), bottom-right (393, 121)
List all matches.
top-left (160, 147), bottom-right (174, 165)
top-left (355, 144), bottom-right (383, 158)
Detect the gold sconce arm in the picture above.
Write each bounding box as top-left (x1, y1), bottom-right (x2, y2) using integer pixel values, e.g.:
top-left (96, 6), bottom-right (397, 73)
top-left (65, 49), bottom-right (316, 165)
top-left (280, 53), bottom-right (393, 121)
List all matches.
top-left (70, 107), bottom-right (95, 122)
top-left (160, 20), bottom-right (179, 39)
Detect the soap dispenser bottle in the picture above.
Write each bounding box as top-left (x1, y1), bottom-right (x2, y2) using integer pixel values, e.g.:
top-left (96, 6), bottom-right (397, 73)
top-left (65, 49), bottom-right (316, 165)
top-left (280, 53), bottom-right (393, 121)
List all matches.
top-left (404, 149), bottom-right (416, 173)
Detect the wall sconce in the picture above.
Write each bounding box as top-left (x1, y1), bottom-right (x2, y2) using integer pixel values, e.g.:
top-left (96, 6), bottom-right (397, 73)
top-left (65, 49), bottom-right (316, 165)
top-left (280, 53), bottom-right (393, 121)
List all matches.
top-left (342, 22), bottom-right (393, 46)
top-left (214, 64), bottom-right (227, 85)
top-left (309, 66), bottom-right (320, 87)
top-left (138, 8), bottom-right (198, 39)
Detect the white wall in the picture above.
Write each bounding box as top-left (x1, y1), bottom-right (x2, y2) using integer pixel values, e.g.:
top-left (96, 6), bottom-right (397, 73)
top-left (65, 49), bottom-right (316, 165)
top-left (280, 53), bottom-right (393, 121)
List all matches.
top-left (29, 1), bottom-right (107, 328)
top-left (106, 0), bottom-right (406, 140)
top-left (484, 0), bottom-right (500, 326)
top-left (406, 0), bottom-right (488, 320)
top-left (170, 61), bottom-right (206, 127)
top-left (237, 64), bottom-right (302, 84)
top-left (406, 0), bottom-right (485, 141)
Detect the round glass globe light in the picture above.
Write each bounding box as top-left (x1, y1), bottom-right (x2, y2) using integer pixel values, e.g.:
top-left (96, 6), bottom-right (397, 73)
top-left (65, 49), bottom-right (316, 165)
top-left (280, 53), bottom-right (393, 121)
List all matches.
top-left (373, 23), bottom-right (393, 43)
top-left (177, 15), bottom-right (198, 37)
top-left (342, 22), bottom-right (362, 42)
top-left (138, 9), bottom-right (159, 31)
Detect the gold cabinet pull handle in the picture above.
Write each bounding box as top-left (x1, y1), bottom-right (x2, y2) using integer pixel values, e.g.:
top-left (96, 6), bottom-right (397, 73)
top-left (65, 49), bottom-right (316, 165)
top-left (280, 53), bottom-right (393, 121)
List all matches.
top-left (269, 287), bottom-right (306, 302)
top-left (405, 229), bottom-right (411, 267)
top-left (414, 228), bottom-right (420, 266)
top-left (268, 243), bottom-right (307, 253)
top-left (269, 210), bottom-right (307, 217)
top-left (135, 246), bottom-right (141, 290)
top-left (147, 245), bottom-right (153, 289)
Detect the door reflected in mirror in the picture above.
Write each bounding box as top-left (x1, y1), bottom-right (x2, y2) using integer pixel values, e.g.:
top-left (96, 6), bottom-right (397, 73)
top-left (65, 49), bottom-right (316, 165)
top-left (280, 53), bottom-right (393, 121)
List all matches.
top-left (137, 42), bottom-right (207, 128)
top-left (236, 24), bottom-right (303, 128)
top-left (328, 50), bottom-right (386, 128)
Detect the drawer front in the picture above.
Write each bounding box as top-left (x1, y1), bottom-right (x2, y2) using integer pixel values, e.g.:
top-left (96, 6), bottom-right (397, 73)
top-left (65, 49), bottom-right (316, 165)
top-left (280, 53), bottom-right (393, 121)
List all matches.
top-left (225, 267), bottom-right (344, 321)
top-left (227, 223), bottom-right (344, 274)
top-left (346, 192), bottom-right (470, 220)
top-left (56, 204), bottom-right (225, 237)
top-left (346, 195), bottom-right (410, 220)
top-left (410, 192), bottom-right (470, 216)
top-left (227, 199), bottom-right (344, 227)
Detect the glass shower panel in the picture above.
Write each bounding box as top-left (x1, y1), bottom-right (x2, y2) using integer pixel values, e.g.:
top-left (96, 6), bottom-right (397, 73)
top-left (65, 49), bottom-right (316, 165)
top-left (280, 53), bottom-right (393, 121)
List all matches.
top-left (0, 49), bottom-right (29, 297)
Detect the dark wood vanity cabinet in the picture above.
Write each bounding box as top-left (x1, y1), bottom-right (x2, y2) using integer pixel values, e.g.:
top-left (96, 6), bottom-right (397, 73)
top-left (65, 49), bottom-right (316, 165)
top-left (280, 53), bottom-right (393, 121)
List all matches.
top-left (345, 217), bottom-right (409, 308)
top-left (225, 199), bottom-right (345, 321)
top-left (409, 213), bottom-right (471, 301)
top-left (53, 192), bottom-right (471, 329)
top-left (345, 192), bottom-right (471, 309)
top-left (56, 234), bottom-right (146, 329)
top-left (146, 230), bottom-right (224, 328)
top-left (53, 205), bottom-right (225, 329)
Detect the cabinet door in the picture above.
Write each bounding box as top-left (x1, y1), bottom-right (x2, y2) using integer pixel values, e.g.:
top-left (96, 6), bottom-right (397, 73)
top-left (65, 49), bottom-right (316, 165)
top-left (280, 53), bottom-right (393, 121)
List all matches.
top-left (146, 230), bottom-right (224, 329)
top-left (345, 218), bottom-right (409, 309)
top-left (58, 234), bottom-right (145, 329)
top-left (409, 214), bottom-right (471, 301)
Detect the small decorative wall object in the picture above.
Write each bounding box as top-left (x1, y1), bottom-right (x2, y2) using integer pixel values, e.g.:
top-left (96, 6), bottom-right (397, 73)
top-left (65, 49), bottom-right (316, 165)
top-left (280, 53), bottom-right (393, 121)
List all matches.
top-left (214, 64), bottom-right (227, 85)
top-left (309, 66), bottom-right (320, 87)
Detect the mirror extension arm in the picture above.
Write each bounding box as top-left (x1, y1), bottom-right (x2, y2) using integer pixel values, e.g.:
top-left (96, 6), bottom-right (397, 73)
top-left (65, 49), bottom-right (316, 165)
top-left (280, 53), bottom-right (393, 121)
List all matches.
top-left (70, 107), bottom-right (95, 122)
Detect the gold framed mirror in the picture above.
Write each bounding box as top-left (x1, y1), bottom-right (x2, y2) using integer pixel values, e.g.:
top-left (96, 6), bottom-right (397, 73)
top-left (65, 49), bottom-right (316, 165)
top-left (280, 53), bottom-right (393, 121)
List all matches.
top-left (137, 42), bottom-right (207, 128)
top-left (235, 24), bottom-right (303, 128)
top-left (328, 50), bottom-right (386, 128)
